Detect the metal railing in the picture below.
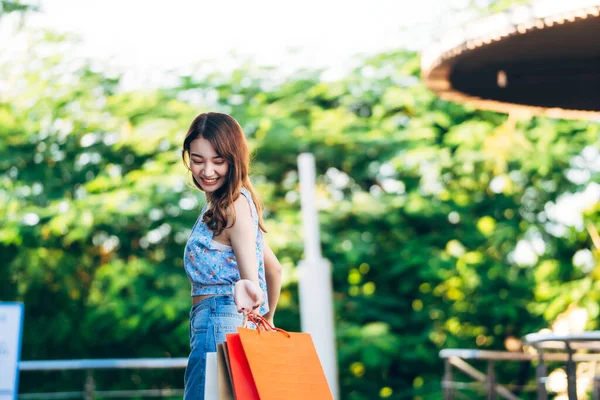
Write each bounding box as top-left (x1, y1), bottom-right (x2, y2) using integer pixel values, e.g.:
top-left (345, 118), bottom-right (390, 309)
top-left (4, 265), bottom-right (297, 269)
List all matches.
top-left (19, 358), bottom-right (188, 400)
top-left (441, 331), bottom-right (600, 400)
top-left (524, 331), bottom-right (600, 400)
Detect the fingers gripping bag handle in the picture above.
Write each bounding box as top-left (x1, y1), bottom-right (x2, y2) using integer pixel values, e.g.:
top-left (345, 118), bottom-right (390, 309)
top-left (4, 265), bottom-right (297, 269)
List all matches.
top-left (245, 313), bottom-right (291, 337)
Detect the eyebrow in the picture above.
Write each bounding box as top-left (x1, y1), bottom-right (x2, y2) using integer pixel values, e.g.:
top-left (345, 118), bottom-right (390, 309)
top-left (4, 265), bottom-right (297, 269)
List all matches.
top-left (190, 153), bottom-right (224, 159)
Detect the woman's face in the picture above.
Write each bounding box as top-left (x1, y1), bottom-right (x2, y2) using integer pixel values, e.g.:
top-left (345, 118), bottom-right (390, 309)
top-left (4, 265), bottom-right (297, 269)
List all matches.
top-left (189, 137), bottom-right (229, 193)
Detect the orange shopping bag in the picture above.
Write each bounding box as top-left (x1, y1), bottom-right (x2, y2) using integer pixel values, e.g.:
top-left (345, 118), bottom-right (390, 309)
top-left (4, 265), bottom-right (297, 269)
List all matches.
top-left (226, 315), bottom-right (333, 400)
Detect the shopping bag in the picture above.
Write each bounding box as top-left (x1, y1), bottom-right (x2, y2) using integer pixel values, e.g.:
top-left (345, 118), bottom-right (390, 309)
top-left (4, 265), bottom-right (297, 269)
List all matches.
top-left (217, 342), bottom-right (235, 400)
top-left (204, 352), bottom-right (218, 400)
top-left (227, 332), bottom-right (260, 399)
top-left (226, 315), bottom-right (333, 400)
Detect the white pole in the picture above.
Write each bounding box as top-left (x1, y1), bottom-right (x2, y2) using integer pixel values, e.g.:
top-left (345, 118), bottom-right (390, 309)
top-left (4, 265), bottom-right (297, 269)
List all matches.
top-left (297, 153), bottom-right (339, 400)
top-left (298, 153), bottom-right (323, 262)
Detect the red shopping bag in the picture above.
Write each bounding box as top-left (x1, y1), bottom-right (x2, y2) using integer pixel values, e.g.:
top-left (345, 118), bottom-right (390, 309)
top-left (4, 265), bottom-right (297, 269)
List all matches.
top-left (226, 332), bottom-right (260, 399)
top-left (226, 315), bottom-right (333, 400)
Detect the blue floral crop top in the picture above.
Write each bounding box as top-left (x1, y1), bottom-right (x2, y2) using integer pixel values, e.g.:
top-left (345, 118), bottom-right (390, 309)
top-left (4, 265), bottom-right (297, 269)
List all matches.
top-left (184, 188), bottom-right (269, 315)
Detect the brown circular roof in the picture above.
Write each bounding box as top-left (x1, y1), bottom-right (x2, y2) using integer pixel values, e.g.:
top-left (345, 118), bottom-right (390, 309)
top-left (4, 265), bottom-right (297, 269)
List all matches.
top-left (422, 1), bottom-right (600, 120)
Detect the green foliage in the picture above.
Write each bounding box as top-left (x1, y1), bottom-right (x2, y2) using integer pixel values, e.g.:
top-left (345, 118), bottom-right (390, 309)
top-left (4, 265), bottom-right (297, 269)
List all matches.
top-left (0, 0), bottom-right (36, 16)
top-left (2, 26), bottom-right (599, 399)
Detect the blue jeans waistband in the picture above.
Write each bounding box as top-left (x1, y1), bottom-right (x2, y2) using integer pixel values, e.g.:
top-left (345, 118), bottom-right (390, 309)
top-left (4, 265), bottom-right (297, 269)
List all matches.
top-left (190, 295), bottom-right (236, 315)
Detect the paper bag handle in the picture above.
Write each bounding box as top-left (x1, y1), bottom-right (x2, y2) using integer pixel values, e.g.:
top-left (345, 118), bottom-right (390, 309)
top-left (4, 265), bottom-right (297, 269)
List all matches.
top-left (244, 313), bottom-right (291, 338)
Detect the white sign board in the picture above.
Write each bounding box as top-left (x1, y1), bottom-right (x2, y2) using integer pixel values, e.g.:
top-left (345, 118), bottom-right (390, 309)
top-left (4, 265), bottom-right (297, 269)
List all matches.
top-left (0, 303), bottom-right (24, 400)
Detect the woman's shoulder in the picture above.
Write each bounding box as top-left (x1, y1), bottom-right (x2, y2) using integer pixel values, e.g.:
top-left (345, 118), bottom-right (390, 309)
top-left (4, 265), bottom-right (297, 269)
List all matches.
top-left (218, 188), bottom-right (252, 219)
top-left (221, 188), bottom-right (258, 229)
top-left (232, 189), bottom-right (254, 220)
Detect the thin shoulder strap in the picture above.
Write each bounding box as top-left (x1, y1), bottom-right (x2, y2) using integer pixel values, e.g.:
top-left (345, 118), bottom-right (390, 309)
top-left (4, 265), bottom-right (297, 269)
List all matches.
top-left (190, 202), bottom-right (208, 233)
top-left (239, 188), bottom-right (258, 230)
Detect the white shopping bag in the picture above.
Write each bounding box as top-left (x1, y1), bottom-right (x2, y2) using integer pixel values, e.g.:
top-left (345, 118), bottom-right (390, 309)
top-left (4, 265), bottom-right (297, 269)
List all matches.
top-left (204, 352), bottom-right (218, 400)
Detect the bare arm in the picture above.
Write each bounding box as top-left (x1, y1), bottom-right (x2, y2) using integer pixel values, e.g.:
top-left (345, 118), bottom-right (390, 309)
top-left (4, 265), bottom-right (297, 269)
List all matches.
top-left (262, 239), bottom-right (282, 324)
top-left (228, 195), bottom-right (263, 312)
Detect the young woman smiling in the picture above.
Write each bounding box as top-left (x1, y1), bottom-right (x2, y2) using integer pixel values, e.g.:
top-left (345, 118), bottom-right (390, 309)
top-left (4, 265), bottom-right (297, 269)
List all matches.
top-left (181, 112), bottom-right (282, 400)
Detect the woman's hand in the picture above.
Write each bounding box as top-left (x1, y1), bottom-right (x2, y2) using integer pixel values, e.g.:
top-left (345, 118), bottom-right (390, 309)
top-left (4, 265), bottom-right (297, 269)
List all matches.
top-left (234, 279), bottom-right (264, 314)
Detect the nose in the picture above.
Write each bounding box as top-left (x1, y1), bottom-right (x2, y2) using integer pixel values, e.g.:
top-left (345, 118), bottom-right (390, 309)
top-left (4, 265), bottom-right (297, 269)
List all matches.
top-left (202, 163), bottom-right (214, 176)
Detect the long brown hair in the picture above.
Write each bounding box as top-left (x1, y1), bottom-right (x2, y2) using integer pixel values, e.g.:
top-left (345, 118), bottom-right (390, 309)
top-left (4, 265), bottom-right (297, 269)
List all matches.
top-left (182, 112), bottom-right (266, 236)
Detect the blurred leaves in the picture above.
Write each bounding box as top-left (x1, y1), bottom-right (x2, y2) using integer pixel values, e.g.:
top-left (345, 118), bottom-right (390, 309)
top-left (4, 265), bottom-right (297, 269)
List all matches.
top-left (1, 21), bottom-right (599, 400)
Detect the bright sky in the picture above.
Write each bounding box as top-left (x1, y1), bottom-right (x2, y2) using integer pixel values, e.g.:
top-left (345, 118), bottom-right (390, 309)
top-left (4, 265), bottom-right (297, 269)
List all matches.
top-left (3, 0), bottom-right (465, 85)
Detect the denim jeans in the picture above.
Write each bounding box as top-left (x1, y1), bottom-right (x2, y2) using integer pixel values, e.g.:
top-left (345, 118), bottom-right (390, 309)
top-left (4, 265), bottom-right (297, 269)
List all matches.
top-left (183, 295), bottom-right (244, 400)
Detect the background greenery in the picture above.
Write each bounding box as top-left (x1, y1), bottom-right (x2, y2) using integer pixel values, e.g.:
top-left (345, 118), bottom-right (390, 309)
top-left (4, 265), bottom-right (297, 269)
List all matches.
top-left (1, 0), bottom-right (599, 398)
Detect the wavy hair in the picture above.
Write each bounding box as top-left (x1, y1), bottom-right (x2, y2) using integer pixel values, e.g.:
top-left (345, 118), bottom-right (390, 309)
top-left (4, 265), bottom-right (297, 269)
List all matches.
top-left (182, 112), bottom-right (266, 236)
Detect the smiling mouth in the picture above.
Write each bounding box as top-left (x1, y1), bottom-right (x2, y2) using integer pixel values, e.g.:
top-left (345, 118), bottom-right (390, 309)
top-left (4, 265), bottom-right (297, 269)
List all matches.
top-left (201, 177), bottom-right (220, 185)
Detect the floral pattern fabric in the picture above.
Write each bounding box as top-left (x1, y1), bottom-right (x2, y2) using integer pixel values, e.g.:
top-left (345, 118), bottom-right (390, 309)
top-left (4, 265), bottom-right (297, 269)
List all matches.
top-left (183, 188), bottom-right (269, 315)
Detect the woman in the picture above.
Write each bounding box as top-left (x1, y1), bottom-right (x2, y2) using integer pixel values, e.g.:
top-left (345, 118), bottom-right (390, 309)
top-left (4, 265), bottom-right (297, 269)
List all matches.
top-left (181, 112), bottom-right (282, 399)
